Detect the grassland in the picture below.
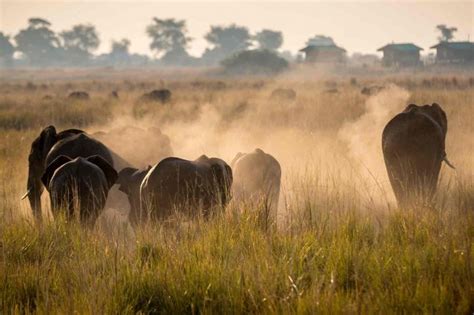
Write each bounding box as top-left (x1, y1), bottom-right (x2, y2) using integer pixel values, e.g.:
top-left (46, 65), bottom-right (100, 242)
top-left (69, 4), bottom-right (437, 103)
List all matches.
top-left (0, 69), bottom-right (473, 313)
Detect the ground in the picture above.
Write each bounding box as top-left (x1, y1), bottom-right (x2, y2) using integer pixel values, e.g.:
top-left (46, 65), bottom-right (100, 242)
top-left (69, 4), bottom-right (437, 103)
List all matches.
top-left (0, 69), bottom-right (473, 313)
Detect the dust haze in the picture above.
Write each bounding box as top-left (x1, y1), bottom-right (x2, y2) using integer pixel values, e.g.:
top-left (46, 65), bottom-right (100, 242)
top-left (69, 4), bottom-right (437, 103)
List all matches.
top-left (89, 80), bottom-right (415, 215)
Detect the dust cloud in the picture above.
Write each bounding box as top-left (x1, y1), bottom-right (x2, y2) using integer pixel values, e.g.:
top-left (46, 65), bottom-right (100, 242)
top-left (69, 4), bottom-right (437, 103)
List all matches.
top-left (90, 82), bottom-right (412, 218)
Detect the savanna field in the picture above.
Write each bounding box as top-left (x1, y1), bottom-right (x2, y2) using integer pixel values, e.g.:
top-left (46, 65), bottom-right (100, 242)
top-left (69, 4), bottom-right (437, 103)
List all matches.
top-left (0, 69), bottom-right (473, 313)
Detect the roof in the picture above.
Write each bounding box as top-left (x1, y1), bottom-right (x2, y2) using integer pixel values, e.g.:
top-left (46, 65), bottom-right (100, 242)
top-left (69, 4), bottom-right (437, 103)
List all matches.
top-left (377, 43), bottom-right (423, 52)
top-left (430, 41), bottom-right (474, 50)
top-left (299, 44), bottom-right (346, 53)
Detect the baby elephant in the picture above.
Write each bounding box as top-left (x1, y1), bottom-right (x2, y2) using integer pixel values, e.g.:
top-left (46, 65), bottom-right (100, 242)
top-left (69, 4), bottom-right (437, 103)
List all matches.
top-left (231, 149), bottom-right (281, 222)
top-left (117, 155), bottom-right (233, 224)
top-left (41, 155), bottom-right (118, 225)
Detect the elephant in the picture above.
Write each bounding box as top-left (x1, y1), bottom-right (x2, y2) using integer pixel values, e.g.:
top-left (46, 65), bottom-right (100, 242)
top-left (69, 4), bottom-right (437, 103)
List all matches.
top-left (92, 126), bottom-right (173, 168)
top-left (41, 155), bottom-right (118, 225)
top-left (382, 103), bottom-right (455, 207)
top-left (109, 90), bottom-right (119, 99)
top-left (231, 149), bottom-right (281, 222)
top-left (68, 91), bottom-right (90, 100)
top-left (23, 126), bottom-right (129, 222)
top-left (361, 85), bottom-right (384, 96)
top-left (140, 89), bottom-right (172, 103)
top-left (117, 155), bottom-right (233, 224)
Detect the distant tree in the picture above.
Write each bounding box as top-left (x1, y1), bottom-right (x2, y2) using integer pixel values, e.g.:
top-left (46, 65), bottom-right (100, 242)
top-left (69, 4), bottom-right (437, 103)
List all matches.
top-left (146, 18), bottom-right (192, 65)
top-left (14, 18), bottom-right (61, 66)
top-left (205, 24), bottom-right (251, 53)
top-left (436, 24), bottom-right (457, 42)
top-left (60, 24), bottom-right (99, 65)
top-left (0, 32), bottom-right (15, 67)
top-left (254, 29), bottom-right (283, 51)
top-left (108, 38), bottom-right (131, 65)
top-left (111, 38), bottom-right (130, 54)
top-left (221, 49), bottom-right (288, 75)
top-left (202, 24), bottom-right (251, 65)
top-left (306, 35), bottom-right (335, 46)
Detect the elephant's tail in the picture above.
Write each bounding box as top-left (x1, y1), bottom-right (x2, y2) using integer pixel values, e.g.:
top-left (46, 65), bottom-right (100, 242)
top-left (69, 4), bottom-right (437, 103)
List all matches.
top-left (442, 152), bottom-right (456, 169)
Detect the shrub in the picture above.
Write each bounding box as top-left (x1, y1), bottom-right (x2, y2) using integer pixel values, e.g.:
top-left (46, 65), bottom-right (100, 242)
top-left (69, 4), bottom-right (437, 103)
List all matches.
top-left (221, 49), bottom-right (289, 75)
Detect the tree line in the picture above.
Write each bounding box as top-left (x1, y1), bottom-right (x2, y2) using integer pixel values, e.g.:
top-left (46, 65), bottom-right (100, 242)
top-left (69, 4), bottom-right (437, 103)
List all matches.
top-left (0, 18), bottom-right (459, 69)
top-left (0, 17), bottom-right (289, 68)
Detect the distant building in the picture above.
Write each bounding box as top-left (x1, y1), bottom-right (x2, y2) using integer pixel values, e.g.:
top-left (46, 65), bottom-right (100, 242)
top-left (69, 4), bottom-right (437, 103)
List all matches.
top-left (430, 41), bottom-right (474, 64)
top-left (299, 44), bottom-right (346, 63)
top-left (377, 43), bottom-right (423, 67)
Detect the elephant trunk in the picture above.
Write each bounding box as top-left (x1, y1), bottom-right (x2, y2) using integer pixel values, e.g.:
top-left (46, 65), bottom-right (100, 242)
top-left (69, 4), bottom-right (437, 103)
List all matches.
top-left (25, 167), bottom-right (45, 222)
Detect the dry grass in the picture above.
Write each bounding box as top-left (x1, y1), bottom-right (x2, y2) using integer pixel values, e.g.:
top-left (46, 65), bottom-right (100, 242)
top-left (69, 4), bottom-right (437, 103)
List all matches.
top-left (0, 69), bottom-right (473, 313)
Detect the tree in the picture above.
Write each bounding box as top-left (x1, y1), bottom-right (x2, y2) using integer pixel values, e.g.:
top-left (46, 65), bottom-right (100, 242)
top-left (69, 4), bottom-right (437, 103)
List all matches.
top-left (254, 29), bottom-right (283, 51)
top-left (202, 24), bottom-right (251, 64)
top-left (306, 35), bottom-right (335, 46)
top-left (436, 24), bottom-right (457, 42)
top-left (0, 32), bottom-right (15, 67)
top-left (14, 18), bottom-right (61, 66)
top-left (108, 38), bottom-right (131, 65)
top-left (146, 18), bottom-right (191, 64)
top-left (111, 38), bottom-right (130, 54)
top-left (221, 49), bottom-right (288, 75)
top-left (60, 24), bottom-right (100, 65)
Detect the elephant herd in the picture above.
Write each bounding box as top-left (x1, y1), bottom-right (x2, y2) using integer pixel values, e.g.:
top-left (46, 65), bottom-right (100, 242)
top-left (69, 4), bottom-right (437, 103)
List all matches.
top-left (23, 126), bottom-right (280, 226)
top-left (22, 102), bottom-right (454, 226)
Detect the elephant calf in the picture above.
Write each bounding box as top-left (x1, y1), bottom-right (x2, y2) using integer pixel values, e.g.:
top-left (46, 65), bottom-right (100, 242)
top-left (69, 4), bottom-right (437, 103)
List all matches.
top-left (231, 149), bottom-right (281, 222)
top-left (117, 155), bottom-right (233, 224)
top-left (41, 155), bottom-right (118, 225)
top-left (382, 103), bottom-right (454, 207)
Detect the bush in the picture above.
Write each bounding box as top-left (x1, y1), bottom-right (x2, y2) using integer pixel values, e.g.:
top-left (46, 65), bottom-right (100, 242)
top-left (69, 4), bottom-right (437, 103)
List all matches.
top-left (221, 49), bottom-right (289, 75)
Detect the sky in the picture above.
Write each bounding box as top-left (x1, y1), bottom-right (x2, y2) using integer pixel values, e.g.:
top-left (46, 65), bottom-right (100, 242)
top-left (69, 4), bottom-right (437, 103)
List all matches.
top-left (1, 0), bottom-right (472, 57)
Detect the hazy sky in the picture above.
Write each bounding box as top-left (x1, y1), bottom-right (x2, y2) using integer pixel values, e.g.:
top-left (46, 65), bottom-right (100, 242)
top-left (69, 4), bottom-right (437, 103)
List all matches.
top-left (1, 1), bottom-right (472, 57)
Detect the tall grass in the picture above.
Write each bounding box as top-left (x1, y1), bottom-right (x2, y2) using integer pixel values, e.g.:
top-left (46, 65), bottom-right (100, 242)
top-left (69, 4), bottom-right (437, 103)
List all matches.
top-left (0, 72), bottom-right (473, 313)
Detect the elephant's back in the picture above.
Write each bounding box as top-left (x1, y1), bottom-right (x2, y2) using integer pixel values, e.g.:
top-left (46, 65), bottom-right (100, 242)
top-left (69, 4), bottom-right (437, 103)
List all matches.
top-left (382, 111), bottom-right (444, 156)
top-left (51, 161), bottom-right (107, 187)
top-left (46, 133), bottom-right (114, 167)
top-left (143, 158), bottom-right (200, 192)
top-left (49, 160), bottom-right (109, 209)
top-left (50, 160), bottom-right (109, 217)
top-left (234, 151), bottom-right (281, 185)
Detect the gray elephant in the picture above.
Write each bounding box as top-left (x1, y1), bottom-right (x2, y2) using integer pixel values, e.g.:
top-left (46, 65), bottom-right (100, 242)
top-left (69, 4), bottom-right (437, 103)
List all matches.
top-left (382, 103), bottom-right (455, 207)
top-left (117, 155), bottom-right (233, 224)
top-left (41, 155), bottom-right (117, 225)
top-left (68, 91), bottom-right (90, 100)
top-left (23, 126), bottom-right (128, 222)
top-left (140, 89), bottom-right (172, 103)
top-left (231, 149), bottom-right (281, 222)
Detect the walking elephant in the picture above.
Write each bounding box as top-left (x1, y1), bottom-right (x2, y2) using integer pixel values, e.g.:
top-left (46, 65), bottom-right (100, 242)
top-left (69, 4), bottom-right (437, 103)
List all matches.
top-left (22, 126), bottom-right (129, 222)
top-left (231, 148), bottom-right (281, 222)
top-left (41, 155), bottom-right (117, 225)
top-left (382, 103), bottom-right (455, 207)
top-left (117, 155), bottom-right (233, 224)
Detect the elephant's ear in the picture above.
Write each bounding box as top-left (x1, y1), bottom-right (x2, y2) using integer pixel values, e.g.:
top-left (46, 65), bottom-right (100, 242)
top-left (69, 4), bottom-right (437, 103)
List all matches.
top-left (225, 164), bottom-right (233, 187)
top-left (41, 155), bottom-right (72, 187)
top-left (431, 103), bottom-right (448, 135)
top-left (212, 162), bottom-right (233, 184)
top-left (211, 162), bottom-right (233, 202)
top-left (29, 126), bottom-right (57, 164)
top-left (87, 155), bottom-right (118, 189)
top-left (403, 104), bottom-right (418, 113)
